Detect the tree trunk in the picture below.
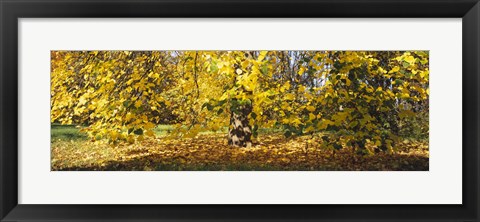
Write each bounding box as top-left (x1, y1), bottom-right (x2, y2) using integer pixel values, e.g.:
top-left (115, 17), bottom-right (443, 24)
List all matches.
top-left (228, 99), bottom-right (252, 148)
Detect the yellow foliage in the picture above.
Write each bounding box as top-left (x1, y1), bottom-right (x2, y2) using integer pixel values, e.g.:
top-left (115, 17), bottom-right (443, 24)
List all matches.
top-left (51, 50), bottom-right (429, 151)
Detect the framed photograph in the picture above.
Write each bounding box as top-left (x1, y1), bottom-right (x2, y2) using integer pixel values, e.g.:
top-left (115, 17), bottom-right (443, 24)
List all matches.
top-left (1, 0), bottom-right (479, 221)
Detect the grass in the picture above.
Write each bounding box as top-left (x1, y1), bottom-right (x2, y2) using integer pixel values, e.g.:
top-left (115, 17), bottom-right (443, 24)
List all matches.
top-left (51, 124), bottom-right (88, 141)
top-left (52, 124), bottom-right (191, 140)
top-left (53, 124), bottom-right (283, 141)
top-left (153, 124), bottom-right (175, 135)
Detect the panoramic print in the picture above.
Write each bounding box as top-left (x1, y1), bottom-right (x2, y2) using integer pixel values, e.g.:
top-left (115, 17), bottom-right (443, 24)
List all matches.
top-left (51, 51), bottom-right (429, 171)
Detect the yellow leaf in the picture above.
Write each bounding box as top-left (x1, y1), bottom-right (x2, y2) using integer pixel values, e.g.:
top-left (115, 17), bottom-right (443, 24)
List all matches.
top-left (305, 126), bottom-right (315, 133)
top-left (126, 112), bottom-right (133, 121)
top-left (404, 55), bottom-right (416, 65)
top-left (298, 85), bottom-right (306, 92)
top-left (146, 130), bottom-right (155, 137)
top-left (298, 67), bottom-right (305, 75)
top-left (257, 51), bottom-right (268, 62)
top-left (285, 93), bottom-right (295, 101)
top-left (134, 100), bottom-right (142, 108)
top-left (389, 66), bottom-right (400, 73)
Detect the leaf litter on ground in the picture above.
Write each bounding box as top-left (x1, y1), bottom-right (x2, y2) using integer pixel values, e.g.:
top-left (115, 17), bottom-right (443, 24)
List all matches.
top-left (51, 134), bottom-right (428, 171)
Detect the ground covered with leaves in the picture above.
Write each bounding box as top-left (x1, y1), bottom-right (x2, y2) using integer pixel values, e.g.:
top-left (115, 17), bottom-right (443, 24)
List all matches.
top-left (51, 131), bottom-right (429, 171)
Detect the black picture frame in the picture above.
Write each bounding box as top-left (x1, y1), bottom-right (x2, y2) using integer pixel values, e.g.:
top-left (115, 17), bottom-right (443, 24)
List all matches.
top-left (1, 0), bottom-right (479, 221)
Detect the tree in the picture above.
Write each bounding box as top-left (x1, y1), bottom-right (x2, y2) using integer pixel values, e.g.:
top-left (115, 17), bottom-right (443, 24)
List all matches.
top-left (51, 51), bottom-right (177, 142)
top-left (51, 50), bottom-right (429, 152)
top-left (313, 51), bottom-right (429, 154)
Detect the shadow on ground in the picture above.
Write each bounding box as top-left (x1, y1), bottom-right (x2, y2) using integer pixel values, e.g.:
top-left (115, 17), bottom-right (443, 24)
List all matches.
top-left (56, 148), bottom-right (429, 171)
top-left (52, 134), bottom-right (429, 171)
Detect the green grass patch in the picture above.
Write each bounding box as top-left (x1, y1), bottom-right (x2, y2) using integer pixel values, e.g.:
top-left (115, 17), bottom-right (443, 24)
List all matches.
top-left (51, 124), bottom-right (88, 141)
top-left (53, 123), bottom-right (292, 141)
top-left (153, 124), bottom-right (175, 135)
top-left (154, 124), bottom-right (283, 136)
